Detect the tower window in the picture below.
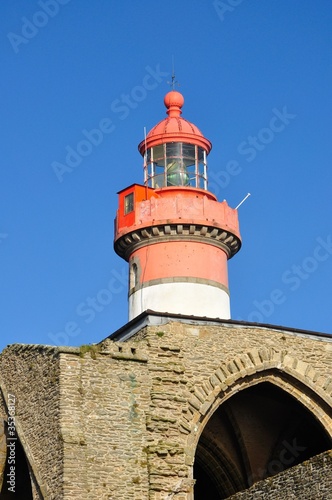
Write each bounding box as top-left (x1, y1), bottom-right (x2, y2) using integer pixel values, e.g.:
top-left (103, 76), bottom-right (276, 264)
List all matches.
top-left (124, 193), bottom-right (134, 214)
top-left (130, 263), bottom-right (138, 289)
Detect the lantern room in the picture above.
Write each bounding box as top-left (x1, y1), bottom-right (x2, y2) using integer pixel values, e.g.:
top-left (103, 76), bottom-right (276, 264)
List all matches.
top-left (138, 90), bottom-right (212, 190)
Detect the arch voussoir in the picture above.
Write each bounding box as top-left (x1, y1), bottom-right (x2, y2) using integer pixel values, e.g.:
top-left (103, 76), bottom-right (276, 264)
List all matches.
top-left (181, 348), bottom-right (332, 439)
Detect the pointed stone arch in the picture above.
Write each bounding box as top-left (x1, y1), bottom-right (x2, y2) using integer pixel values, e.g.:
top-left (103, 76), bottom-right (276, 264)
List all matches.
top-left (179, 347), bottom-right (332, 465)
top-left (0, 379), bottom-right (46, 498)
top-left (0, 419), bottom-right (34, 499)
top-left (0, 417), bottom-right (6, 493)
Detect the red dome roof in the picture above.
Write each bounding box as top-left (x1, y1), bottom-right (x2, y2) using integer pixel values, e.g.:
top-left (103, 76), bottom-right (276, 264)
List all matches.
top-left (138, 90), bottom-right (212, 155)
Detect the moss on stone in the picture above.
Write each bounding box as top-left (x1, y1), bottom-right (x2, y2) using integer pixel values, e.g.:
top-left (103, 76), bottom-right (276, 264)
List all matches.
top-left (79, 344), bottom-right (99, 359)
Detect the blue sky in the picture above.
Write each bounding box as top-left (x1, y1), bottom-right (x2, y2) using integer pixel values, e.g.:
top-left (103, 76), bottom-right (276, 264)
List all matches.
top-left (1, 0), bottom-right (332, 351)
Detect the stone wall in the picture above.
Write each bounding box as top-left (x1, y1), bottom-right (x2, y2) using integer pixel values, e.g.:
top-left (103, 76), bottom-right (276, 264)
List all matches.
top-left (0, 320), bottom-right (332, 498)
top-left (0, 344), bottom-right (62, 499)
top-left (227, 449), bottom-right (332, 499)
top-left (59, 342), bottom-right (152, 499)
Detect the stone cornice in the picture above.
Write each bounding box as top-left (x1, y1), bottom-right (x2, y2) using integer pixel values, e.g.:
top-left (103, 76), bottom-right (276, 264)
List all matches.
top-left (114, 223), bottom-right (241, 261)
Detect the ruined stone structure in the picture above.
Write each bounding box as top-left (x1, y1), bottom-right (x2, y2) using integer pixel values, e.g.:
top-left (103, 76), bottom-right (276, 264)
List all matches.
top-left (1, 315), bottom-right (332, 498)
top-left (1, 91), bottom-right (331, 499)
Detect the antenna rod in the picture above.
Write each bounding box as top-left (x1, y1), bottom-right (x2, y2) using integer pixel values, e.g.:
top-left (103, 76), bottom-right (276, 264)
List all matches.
top-left (143, 127), bottom-right (148, 186)
top-left (235, 193), bottom-right (251, 210)
top-left (171, 55), bottom-right (175, 89)
top-left (167, 55), bottom-right (178, 90)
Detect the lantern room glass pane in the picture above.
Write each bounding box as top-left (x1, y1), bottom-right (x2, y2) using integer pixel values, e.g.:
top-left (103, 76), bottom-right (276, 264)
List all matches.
top-left (144, 142), bottom-right (208, 190)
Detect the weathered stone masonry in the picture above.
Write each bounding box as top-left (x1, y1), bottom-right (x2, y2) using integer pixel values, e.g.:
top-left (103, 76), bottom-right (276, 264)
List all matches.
top-left (0, 345), bottom-right (62, 499)
top-left (1, 320), bottom-right (332, 498)
top-left (228, 450), bottom-right (332, 500)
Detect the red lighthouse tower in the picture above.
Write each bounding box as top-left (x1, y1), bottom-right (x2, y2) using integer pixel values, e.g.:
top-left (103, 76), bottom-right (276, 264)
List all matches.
top-left (114, 90), bottom-right (241, 320)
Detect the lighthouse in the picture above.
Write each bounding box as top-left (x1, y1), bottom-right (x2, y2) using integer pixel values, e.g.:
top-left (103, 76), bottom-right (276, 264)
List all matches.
top-left (114, 90), bottom-right (241, 320)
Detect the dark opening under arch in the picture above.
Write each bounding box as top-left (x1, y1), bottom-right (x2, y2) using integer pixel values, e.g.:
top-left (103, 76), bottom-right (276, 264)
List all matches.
top-left (1, 423), bottom-right (33, 500)
top-left (194, 381), bottom-right (331, 499)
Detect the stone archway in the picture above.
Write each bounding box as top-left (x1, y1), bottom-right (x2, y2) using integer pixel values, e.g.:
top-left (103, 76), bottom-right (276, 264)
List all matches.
top-left (180, 348), bottom-right (332, 499)
top-left (0, 420), bottom-right (33, 499)
top-left (193, 381), bottom-right (331, 498)
top-left (0, 418), bottom-right (6, 493)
